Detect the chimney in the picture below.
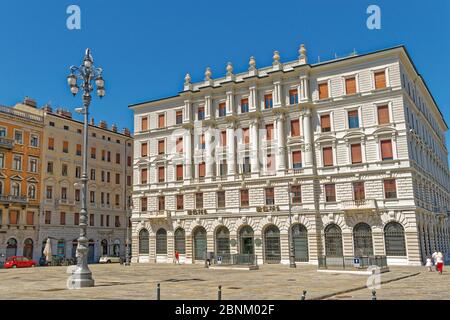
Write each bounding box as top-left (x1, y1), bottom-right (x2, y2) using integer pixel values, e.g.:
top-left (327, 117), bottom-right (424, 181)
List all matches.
top-left (123, 128), bottom-right (130, 137)
top-left (23, 97), bottom-right (37, 108)
top-left (90, 118), bottom-right (95, 126)
top-left (56, 108), bottom-right (72, 119)
top-left (42, 104), bottom-right (53, 113)
top-left (111, 124), bottom-right (118, 133)
top-left (99, 120), bottom-right (107, 129)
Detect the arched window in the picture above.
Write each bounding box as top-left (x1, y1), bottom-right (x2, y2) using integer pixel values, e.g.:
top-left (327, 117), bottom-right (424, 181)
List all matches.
top-left (28, 185), bottom-right (36, 199)
top-left (215, 226), bottom-right (230, 255)
top-left (6, 238), bottom-right (17, 259)
top-left (193, 227), bottom-right (207, 260)
top-left (325, 224), bottom-right (343, 257)
top-left (239, 226), bottom-right (254, 255)
top-left (174, 228), bottom-right (186, 254)
top-left (353, 223), bottom-right (373, 256)
top-left (156, 228), bottom-right (167, 254)
top-left (11, 182), bottom-right (20, 197)
top-left (23, 238), bottom-right (34, 259)
top-left (384, 222), bottom-right (406, 256)
top-left (101, 239), bottom-right (108, 256)
top-left (292, 224), bottom-right (309, 262)
top-left (264, 225), bottom-right (281, 264)
top-left (139, 229), bottom-right (149, 254)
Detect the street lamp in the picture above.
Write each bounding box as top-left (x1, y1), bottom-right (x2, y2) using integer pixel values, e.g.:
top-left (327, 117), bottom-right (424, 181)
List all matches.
top-left (67, 48), bottom-right (105, 288)
top-left (287, 182), bottom-right (296, 268)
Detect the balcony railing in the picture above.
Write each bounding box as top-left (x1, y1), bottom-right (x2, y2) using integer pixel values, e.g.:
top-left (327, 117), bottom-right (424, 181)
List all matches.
top-left (149, 210), bottom-right (171, 219)
top-left (0, 105), bottom-right (44, 123)
top-left (340, 199), bottom-right (378, 211)
top-left (318, 255), bottom-right (388, 270)
top-left (0, 137), bottom-right (14, 149)
top-left (0, 195), bottom-right (28, 204)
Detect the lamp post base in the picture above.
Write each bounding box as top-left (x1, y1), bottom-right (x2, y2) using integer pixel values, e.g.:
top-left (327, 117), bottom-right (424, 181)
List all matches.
top-left (68, 268), bottom-right (95, 289)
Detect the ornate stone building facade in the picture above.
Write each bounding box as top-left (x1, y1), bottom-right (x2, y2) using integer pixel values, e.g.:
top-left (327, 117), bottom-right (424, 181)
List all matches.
top-left (130, 45), bottom-right (449, 266)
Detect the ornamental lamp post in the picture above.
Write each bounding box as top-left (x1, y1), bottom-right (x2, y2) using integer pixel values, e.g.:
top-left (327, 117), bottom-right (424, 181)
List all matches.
top-left (288, 182), bottom-right (296, 268)
top-left (67, 48), bottom-right (105, 288)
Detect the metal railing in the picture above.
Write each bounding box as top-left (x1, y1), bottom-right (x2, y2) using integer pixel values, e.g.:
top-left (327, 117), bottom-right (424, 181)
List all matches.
top-left (318, 255), bottom-right (388, 270)
top-left (212, 253), bottom-right (257, 266)
top-left (0, 195), bottom-right (28, 204)
top-left (0, 105), bottom-right (44, 123)
top-left (0, 137), bottom-right (14, 149)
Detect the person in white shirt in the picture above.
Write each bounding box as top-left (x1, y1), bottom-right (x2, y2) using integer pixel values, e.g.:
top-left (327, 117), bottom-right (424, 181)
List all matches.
top-left (425, 257), bottom-right (433, 272)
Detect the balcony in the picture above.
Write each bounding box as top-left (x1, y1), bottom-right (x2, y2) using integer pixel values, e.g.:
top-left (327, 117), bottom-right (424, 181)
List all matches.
top-left (0, 137), bottom-right (14, 149)
top-left (0, 195), bottom-right (28, 205)
top-left (340, 199), bottom-right (378, 212)
top-left (149, 210), bottom-right (171, 220)
top-left (58, 198), bottom-right (75, 206)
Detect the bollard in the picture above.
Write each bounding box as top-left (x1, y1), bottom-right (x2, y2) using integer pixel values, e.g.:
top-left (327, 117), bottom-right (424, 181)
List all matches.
top-left (301, 290), bottom-right (307, 300)
top-left (371, 289), bottom-right (377, 301)
top-left (218, 285), bottom-right (222, 300)
top-left (156, 283), bottom-right (161, 300)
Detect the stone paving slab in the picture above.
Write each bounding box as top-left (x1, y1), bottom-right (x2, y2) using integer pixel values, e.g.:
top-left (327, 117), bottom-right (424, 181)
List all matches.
top-left (0, 264), bottom-right (444, 300)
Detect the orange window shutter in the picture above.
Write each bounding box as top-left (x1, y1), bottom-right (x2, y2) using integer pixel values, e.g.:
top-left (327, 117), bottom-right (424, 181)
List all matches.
top-left (200, 134), bottom-right (205, 145)
top-left (351, 144), bottom-right (362, 163)
top-left (158, 140), bottom-right (165, 153)
top-left (141, 117), bottom-right (148, 131)
top-left (291, 120), bottom-right (300, 136)
top-left (319, 82), bottom-right (328, 99)
top-left (141, 169), bottom-right (147, 182)
top-left (345, 77), bottom-right (356, 94)
top-left (266, 124), bottom-right (273, 140)
top-left (377, 105), bottom-right (389, 124)
top-left (221, 131), bottom-right (227, 146)
top-left (243, 128), bottom-right (249, 144)
top-left (348, 110), bottom-right (358, 118)
top-left (63, 141), bottom-right (69, 149)
top-left (26, 212), bottom-right (34, 225)
top-left (158, 167), bottom-right (165, 181)
top-left (48, 138), bottom-right (54, 149)
top-left (292, 151), bottom-right (302, 164)
top-left (10, 211), bottom-right (18, 224)
top-left (199, 163), bottom-right (205, 177)
top-left (323, 147), bottom-right (333, 166)
top-left (141, 143), bottom-right (147, 156)
top-left (381, 140), bottom-right (393, 159)
top-left (241, 190), bottom-right (249, 202)
top-left (77, 144), bottom-right (81, 152)
top-left (321, 115), bottom-right (330, 130)
top-left (375, 71), bottom-right (386, 89)
top-left (176, 165), bottom-right (183, 179)
top-left (158, 114), bottom-right (165, 128)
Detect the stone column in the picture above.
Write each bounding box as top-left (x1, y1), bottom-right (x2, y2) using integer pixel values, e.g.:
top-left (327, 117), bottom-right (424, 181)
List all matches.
top-left (249, 85), bottom-right (257, 112)
top-left (205, 126), bottom-right (214, 178)
top-left (250, 118), bottom-right (260, 175)
top-left (185, 235), bottom-right (193, 264)
top-left (303, 108), bottom-right (313, 168)
top-left (273, 80), bottom-right (282, 107)
top-left (184, 129), bottom-right (193, 180)
top-left (275, 112), bottom-right (286, 174)
top-left (226, 122), bottom-right (236, 177)
top-left (280, 232), bottom-right (290, 265)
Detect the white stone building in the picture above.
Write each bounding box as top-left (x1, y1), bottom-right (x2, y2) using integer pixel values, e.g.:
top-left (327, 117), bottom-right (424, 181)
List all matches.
top-left (130, 45), bottom-right (450, 266)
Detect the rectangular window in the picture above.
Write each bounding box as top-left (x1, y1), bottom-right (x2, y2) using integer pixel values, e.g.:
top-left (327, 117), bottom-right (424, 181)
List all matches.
top-left (291, 119), bottom-right (300, 137)
top-left (243, 157), bottom-right (251, 174)
top-left (243, 128), bottom-right (250, 144)
top-left (141, 197), bottom-right (147, 212)
top-left (176, 194), bottom-right (184, 210)
top-left (321, 114), bottom-right (331, 132)
top-left (89, 214), bottom-right (94, 227)
top-left (198, 162), bottom-right (206, 178)
top-left (381, 140), bottom-right (393, 160)
top-left (289, 89), bottom-right (299, 105)
top-left (264, 94), bottom-right (273, 109)
top-left (100, 215), bottom-right (104, 227)
top-left (158, 196), bottom-right (165, 211)
top-left (267, 154), bottom-right (275, 174)
top-left (291, 185), bottom-right (302, 204)
top-left (141, 142), bottom-right (148, 157)
top-left (60, 212), bottom-right (66, 226)
top-left (323, 147), bottom-right (333, 167)
top-left (384, 179), bottom-right (397, 199)
top-left (200, 134), bottom-right (205, 149)
top-left (76, 144), bottom-right (82, 156)
top-left (13, 155), bottom-right (22, 170)
top-left (106, 215), bottom-right (110, 227)
top-left (351, 143), bottom-right (362, 164)
top-left (219, 161), bottom-right (227, 176)
top-left (127, 156), bottom-right (132, 166)
top-left (266, 124), bottom-right (274, 140)
top-left (318, 82), bottom-right (329, 100)
top-left (30, 134), bottom-right (39, 147)
top-left (158, 166), bottom-right (165, 183)
top-left (115, 194), bottom-right (120, 206)
top-left (46, 186), bottom-right (53, 199)
top-left (115, 216), bottom-right (120, 228)
top-left (292, 151), bottom-right (302, 169)
top-left (141, 116), bottom-right (148, 131)
top-left (115, 173), bottom-right (120, 184)
top-left (345, 77), bottom-right (357, 95)
top-left (217, 191), bottom-right (226, 208)
top-left (61, 164), bottom-right (68, 176)
top-left (90, 169), bottom-right (96, 180)
top-left (91, 147), bottom-right (96, 159)
top-left (0, 127), bottom-right (6, 137)
top-left (195, 193), bottom-right (203, 209)
top-left (63, 141), bottom-right (69, 153)
top-left (198, 106), bottom-right (205, 120)
top-left (377, 105), bottom-right (390, 124)
top-left (220, 131), bottom-right (227, 147)
top-left (9, 210), bottom-right (18, 225)
top-left (176, 165), bottom-right (183, 181)
top-left (26, 211), bottom-right (34, 225)
top-left (29, 158), bottom-right (38, 173)
top-left (219, 103), bottom-right (226, 117)
top-left (116, 153), bottom-right (120, 164)
top-left (241, 98), bottom-right (249, 113)
top-left (325, 184), bottom-right (336, 202)
top-left (14, 130), bottom-right (23, 144)
top-left (0, 153), bottom-right (4, 168)
top-left (101, 150), bottom-right (106, 161)
top-left (75, 189), bottom-right (80, 202)
top-left (74, 213), bottom-right (79, 225)
top-left (240, 189), bottom-right (249, 207)
top-left (90, 191), bottom-right (95, 203)
top-left (158, 114), bottom-right (165, 128)
top-left (374, 70), bottom-right (386, 89)
top-left (176, 137), bottom-right (183, 153)
top-left (127, 176), bottom-right (132, 186)
top-left (61, 187), bottom-right (67, 200)
top-left (158, 140), bottom-right (165, 155)
top-left (265, 187), bottom-right (275, 205)
top-left (353, 182), bottom-right (365, 201)
top-left (48, 137), bottom-right (54, 150)
top-left (176, 110), bottom-right (183, 124)
top-left (348, 110), bottom-right (359, 129)
top-left (141, 168), bottom-right (147, 184)
top-left (44, 211), bottom-right (51, 225)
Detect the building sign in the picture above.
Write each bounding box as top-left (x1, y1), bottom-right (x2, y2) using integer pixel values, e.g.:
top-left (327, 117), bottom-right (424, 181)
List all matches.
top-left (256, 205), bottom-right (280, 213)
top-left (187, 209), bottom-right (208, 216)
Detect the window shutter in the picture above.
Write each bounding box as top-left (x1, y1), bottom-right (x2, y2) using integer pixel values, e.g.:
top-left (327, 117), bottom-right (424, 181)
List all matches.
top-left (323, 147), bottom-right (333, 166)
top-left (351, 144), bottom-right (362, 164)
top-left (141, 143), bottom-right (147, 157)
top-left (158, 140), bottom-right (165, 154)
top-left (141, 168), bottom-right (147, 183)
top-left (291, 120), bottom-right (300, 136)
top-left (266, 124), bottom-right (274, 140)
top-left (243, 128), bottom-right (249, 144)
top-left (158, 167), bottom-right (165, 182)
top-left (199, 163), bottom-right (205, 177)
top-left (292, 151), bottom-right (302, 164)
top-left (48, 138), bottom-right (54, 149)
top-left (141, 117), bottom-right (148, 131)
top-left (381, 140), bottom-right (393, 160)
top-left (319, 82), bottom-right (329, 99)
top-left (345, 77), bottom-right (356, 94)
top-left (26, 212), bottom-right (34, 225)
top-left (374, 71), bottom-right (386, 89)
top-left (221, 131), bottom-right (227, 146)
top-left (176, 165), bottom-right (183, 180)
top-left (9, 211), bottom-right (18, 224)
top-left (321, 114), bottom-right (331, 131)
top-left (158, 114), bottom-right (165, 128)
top-left (241, 189), bottom-right (249, 205)
top-left (377, 105), bottom-right (389, 124)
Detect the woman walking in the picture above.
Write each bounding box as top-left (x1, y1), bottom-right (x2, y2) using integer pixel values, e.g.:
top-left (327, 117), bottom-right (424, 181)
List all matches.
top-left (436, 251), bottom-right (444, 275)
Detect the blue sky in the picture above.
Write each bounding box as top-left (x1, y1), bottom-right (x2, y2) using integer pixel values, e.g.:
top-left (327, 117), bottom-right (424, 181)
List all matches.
top-left (0, 0), bottom-right (449, 142)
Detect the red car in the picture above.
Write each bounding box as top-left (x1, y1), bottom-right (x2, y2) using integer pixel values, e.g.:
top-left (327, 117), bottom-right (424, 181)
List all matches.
top-left (3, 256), bottom-right (37, 269)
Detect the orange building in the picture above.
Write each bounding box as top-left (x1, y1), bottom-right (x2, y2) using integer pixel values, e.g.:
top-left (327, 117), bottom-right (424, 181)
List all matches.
top-left (0, 98), bottom-right (44, 262)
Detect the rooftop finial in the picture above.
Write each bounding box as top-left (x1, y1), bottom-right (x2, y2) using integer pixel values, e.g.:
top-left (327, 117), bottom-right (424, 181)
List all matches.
top-left (226, 62), bottom-right (233, 76)
top-left (204, 67), bottom-right (212, 81)
top-left (184, 73), bottom-right (191, 84)
top-left (249, 56), bottom-right (256, 70)
top-left (299, 44), bottom-right (307, 64)
top-left (273, 50), bottom-right (280, 65)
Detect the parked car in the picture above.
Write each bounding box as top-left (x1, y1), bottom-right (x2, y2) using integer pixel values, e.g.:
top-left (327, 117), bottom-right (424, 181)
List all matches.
top-left (99, 255), bottom-right (123, 264)
top-left (3, 256), bottom-right (37, 269)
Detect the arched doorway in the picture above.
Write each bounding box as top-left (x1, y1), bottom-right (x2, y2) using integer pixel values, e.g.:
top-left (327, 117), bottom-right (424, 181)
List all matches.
top-left (6, 238), bottom-right (17, 259)
top-left (215, 226), bottom-right (230, 255)
top-left (353, 223), bottom-right (374, 256)
top-left (174, 228), bottom-right (186, 254)
top-left (325, 224), bottom-right (343, 257)
top-left (101, 239), bottom-right (108, 256)
top-left (113, 240), bottom-right (120, 257)
top-left (292, 224), bottom-right (309, 262)
top-left (193, 227), bottom-right (207, 261)
top-left (264, 225), bottom-right (281, 264)
top-left (139, 229), bottom-right (149, 255)
top-left (23, 239), bottom-right (33, 259)
top-left (88, 239), bottom-right (95, 263)
top-left (384, 222), bottom-right (407, 256)
top-left (156, 228), bottom-right (167, 255)
top-left (239, 226), bottom-right (254, 255)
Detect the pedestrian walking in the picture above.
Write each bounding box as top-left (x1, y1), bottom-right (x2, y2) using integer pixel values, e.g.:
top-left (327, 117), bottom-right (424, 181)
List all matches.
top-left (432, 250), bottom-right (438, 271)
top-left (174, 250), bottom-right (180, 264)
top-left (425, 257), bottom-right (433, 272)
top-left (436, 251), bottom-right (444, 275)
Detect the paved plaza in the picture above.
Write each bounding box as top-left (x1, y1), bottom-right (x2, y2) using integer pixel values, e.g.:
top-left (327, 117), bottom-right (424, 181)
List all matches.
top-left (0, 264), bottom-right (448, 300)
